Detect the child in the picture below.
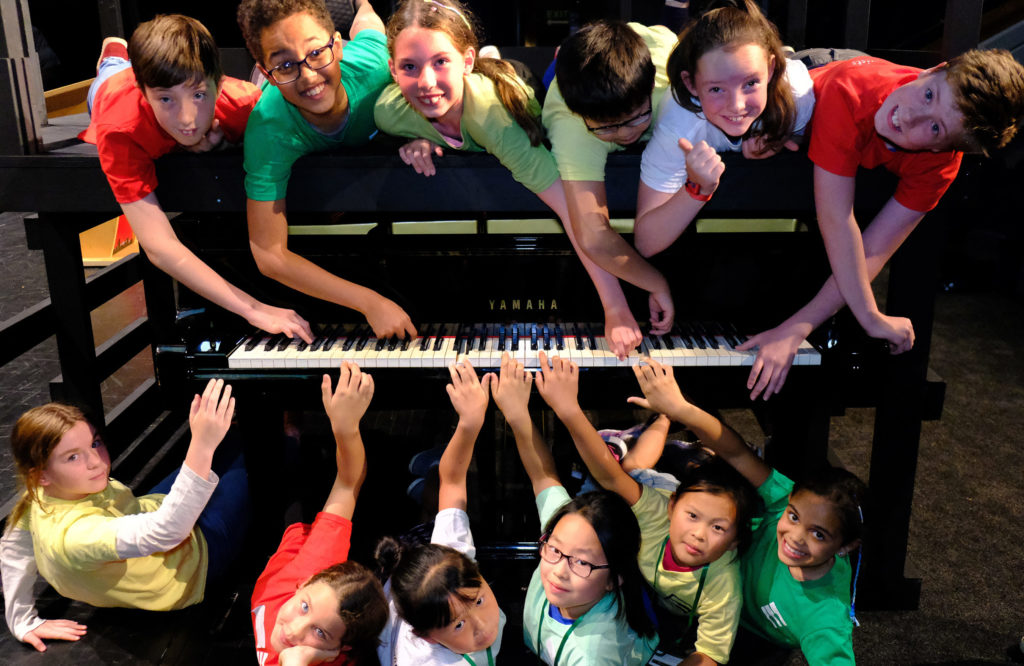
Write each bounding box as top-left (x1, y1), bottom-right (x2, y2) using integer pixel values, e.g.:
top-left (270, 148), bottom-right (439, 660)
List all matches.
top-left (250, 361), bottom-right (387, 666)
top-left (543, 19), bottom-right (679, 358)
top-left (236, 0), bottom-right (416, 340)
top-left (629, 357), bottom-right (868, 663)
top-left (1, 379), bottom-right (245, 652)
top-left (634, 0), bottom-right (816, 257)
top-left (738, 48), bottom-right (1024, 400)
top-left (534, 350), bottom-right (759, 664)
top-left (373, 0), bottom-right (654, 361)
top-left (375, 358), bottom-right (505, 665)
top-left (80, 15), bottom-right (311, 343)
top-left (490, 351), bottom-right (659, 664)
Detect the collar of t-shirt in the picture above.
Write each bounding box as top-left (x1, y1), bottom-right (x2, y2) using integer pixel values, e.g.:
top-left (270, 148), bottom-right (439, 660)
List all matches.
top-left (548, 602), bottom-right (575, 625)
top-left (662, 540), bottom-right (702, 573)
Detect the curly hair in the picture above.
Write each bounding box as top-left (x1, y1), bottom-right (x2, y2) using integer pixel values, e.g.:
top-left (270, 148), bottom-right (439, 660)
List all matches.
top-left (237, 0), bottom-right (334, 64)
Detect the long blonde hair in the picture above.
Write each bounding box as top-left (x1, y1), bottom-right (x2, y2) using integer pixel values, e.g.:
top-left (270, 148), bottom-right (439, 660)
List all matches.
top-left (6, 403), bottom-right (90, 532)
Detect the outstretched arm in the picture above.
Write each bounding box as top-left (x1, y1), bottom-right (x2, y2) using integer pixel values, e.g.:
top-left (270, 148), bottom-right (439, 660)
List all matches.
top-left (491, 352), bottom-right (560, 496)
top-left (533, 351), bottom-right (642, 505)
top-left (629, 358), bottom-right (770, 488)
top-left (320, 362), bottom-right (374, 519)
top-left (739, 190), bottom-right (925, 400)
top-left (349, 0), bottom-right (385, 37)
top-left (121, 194), bottom-right (312, 342)
top-left (247, 198), bottom-right (417, 339)
top-left (439, 358), bottom-right (491, 512)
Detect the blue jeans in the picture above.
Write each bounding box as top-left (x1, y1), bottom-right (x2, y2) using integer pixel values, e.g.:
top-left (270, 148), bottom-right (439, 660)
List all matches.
top-left (149, 445), bottom-right (250, 583)
top-left (87, 57), bottom-right (131, 113)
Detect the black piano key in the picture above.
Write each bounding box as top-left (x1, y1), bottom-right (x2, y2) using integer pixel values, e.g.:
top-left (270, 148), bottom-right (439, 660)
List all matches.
top-left (296, 339), bottom-right (309, 352)
top-left (511, 323), bottom-right (519, 351)
top-left (572, 323), bottom-right (583, 350)
top-left (341, 326), bottom-right (362, 352)
top-left (530, 324), bottom-right (538, 351)
top-left (697, 322), bottom-right (719, 349)
top-left (726, 323), bottom-right (746, 347)
top-left (433, 324), bottom-right (446, 352)
top-left (662, 333), bottom-right (674, 350)
top-left (420, 324), bottom-right (435, 352)
top-left (478, 327), bottom-right (487, 352)
top-left (554, 325), bottom-right (565, 350)
top-left (584, 323), bottom-right (596, 350)
top-left (673, 324), bottom-right (694, 349)
top-left (646, 332), bottom-right (662, 350)
top-left (498, 325), bottom-right (506, 352)
top-left (542, 325), bottom-right (551, 351)
top-left (375, 336), bottom-right (388, 351)
top-left (263, 333), bottom-right (284, 352)
top-left (400, 334), bottom-right (411, 351)
top-left (355, 327), bottom-right (372, 351)
top-left (244, 332), bottom-right (264, 352)
top-left (387, 335), bottom-right (399, 351)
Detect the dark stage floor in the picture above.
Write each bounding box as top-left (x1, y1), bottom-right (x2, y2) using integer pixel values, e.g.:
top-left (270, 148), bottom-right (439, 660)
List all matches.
top-left (0, 210), bottom-right (1021, 664)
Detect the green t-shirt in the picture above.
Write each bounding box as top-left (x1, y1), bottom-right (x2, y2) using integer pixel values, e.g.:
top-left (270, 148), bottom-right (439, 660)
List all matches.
top-left (542, 23), bottom-right (676, 182)
top-left (632, 484), bottom-right (741, 663)
top-left (374, 72), bottom-right (559, 194)
top-left (741, 470), bottom-right (855, 665)
top-left (243, 29), bottom-right (391, 201)
top-left (523, 486), bottom-right (659, 665)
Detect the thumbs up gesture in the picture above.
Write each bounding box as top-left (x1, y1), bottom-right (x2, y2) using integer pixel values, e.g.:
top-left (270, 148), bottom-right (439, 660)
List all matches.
top-left (678, 137), bottom-right (724, 197)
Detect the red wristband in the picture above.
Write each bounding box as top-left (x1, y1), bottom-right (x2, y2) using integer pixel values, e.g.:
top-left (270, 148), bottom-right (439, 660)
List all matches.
top-left (684, 180), bottom-right (713, 202)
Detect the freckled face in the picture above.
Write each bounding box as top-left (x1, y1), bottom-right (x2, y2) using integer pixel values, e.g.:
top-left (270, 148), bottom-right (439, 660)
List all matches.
top-left (142, 77), bottom-right (219, 147)
top-left (424, 582), bottom-right (501, 654)
top-left (40, 421), bottom-right (110, 500)
top-left (271, 581), bottom-right (347, 654)
top-left (874, 69), bottom-right (963, 152)
top-left (684, 42), bottom-right (773, 138)
top-left (389, 27), bottom-right (474, 129)
top-left (667, 490), bottom-right (739, 568)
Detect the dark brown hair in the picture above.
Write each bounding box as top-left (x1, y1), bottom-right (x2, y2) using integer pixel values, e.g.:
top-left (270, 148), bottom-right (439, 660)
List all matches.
top-left (237, 0), bottom-right (335, 65)
top-left (940, 48), bottom-right (1024, 155)
top-left (129, 14), bottom-right (222, 90)
top-left (385, 0), bottom-right (543, 146)
top-left (667, 0), bottom-right (795, 153)
top-left (304, 560), bottom-right (388, 659)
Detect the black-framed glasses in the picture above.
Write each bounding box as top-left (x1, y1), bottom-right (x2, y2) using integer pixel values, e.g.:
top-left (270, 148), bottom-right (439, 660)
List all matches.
top-left (266, 36), bottom-right (336, 84)
top-left (538, 541), bottom-right (610, 578)
top-left (585, 101), bottom-right (653, 137)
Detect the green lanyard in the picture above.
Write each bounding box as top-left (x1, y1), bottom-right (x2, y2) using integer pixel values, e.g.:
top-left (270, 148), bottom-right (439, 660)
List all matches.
top-left (536, 599), bottom-right (581, 666)
top-left (461, 646), bottom-right (494, 666)
top-left (653, 536), bottom-right (709, 630)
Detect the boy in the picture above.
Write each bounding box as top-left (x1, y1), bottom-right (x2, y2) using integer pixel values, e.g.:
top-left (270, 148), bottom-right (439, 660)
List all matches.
top-left (544, 20), bottom-right (678, 359)
top-left (81, 15), bottom-right (312, 342)
top-left (237, 0), bottom-right (416, 340)
top-left (739, 49), bottom-right (1024, 400)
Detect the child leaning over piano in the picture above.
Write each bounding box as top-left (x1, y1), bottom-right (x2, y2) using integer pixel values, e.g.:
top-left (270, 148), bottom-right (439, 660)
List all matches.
top-left (81, 14), bottom-right (311, 343)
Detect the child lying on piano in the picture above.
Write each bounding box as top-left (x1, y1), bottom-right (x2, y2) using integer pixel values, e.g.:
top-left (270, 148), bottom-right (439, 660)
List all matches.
top-left (80, 14), bottom-right (311, 343)
top-left (374, 358), bottom-right (506, 666)
top-left (250, 361), bottom-right (387, 666)
top-left (373, 0), bottom-right (662, 361)
top-left (1, 379), bottom-right (248, 652)
top-left (535, 350), bottom-right (759, 666)
top-left (236, 0), bottom-right (417, 342)
top-left (738, 48), bottom-right (1024, 400)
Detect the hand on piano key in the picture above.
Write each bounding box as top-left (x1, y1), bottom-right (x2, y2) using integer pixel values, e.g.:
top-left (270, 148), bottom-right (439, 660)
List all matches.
top-left (446, 357), bottom-right (492, 428)
top-left (491, 352), bottom-right (533, 425)
top-left (247, 303), bottom-right (313, 344)
top-left (534, 350), bottom-right (581, 417)
top-left (736, 322), bottom-right (810, 401)
top-left (364, 296), bottom-right (418, 341)
top-left (603, 310), bottom-right (643, 361)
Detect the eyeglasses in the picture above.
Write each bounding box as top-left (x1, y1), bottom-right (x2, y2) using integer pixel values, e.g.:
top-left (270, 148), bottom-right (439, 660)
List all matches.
top-left (266, 37), bottom-right (336, 84)
top-left (538, 541), bottom-right (610, 578)
top-left (584, 102), bottom-right (653, 137)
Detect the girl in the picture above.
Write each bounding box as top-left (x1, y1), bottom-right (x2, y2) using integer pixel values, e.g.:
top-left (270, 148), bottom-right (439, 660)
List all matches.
top-left (251, 361), bottom-right (387, 666)
top-left (375, 358), bottom-right (505, 666)
top-left (374, 0), bottom-right (673, 360)
top-left (490, 352), bottom-right (659, 665)
top-left (634, 0), bottom-right (816, 258)
top-left (534, 350), bottom-right (759, 665)
top-left (629, 357), bottom-right (868, 664)
top-left (0, 379), bottom-right (246, 652)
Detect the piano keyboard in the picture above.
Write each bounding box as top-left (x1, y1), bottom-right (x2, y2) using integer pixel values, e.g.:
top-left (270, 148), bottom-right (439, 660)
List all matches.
top-left (226, 323), bottom-right (821, 369)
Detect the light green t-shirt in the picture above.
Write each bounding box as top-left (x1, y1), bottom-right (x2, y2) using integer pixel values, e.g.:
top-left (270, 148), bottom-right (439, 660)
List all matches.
top-left (243, 29), bottom-right (392, 201)
top-left (542, 23), bottom-right (676, 182)
top-left (523, 485), bottom-right (659, 665)
top-left (632, 484), bottom-right (742, 663)
top-left (28, 480), bottom-right (207, 610)
top-left (374, 71), bottom-right (559, 194)
top-left (741, 470), bottom-right (855, 664)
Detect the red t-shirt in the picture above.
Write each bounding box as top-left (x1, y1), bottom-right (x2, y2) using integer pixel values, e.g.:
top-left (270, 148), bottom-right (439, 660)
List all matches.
top-left (251, 513), bottom-right (354, 666)
top-left (807, 57), bottom-right (962, 212)
top-left (79, 68), bottom-right (260, 204)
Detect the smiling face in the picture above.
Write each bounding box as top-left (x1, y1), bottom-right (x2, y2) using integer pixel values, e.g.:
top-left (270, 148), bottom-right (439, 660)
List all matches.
top-left (272, 580), bottom-right (347, 654)
top-left (259, 12), bottom-right (346, 129)
top-left (539, 513), bottom-right (613, 619)
top-left (776, 490), bottom-right (848, 579)
top-left (667, 490), bottom-right (739, 568)
top-left (684, 42), bottom-right (773, 138)
top-left (39, 421), bottom-right (110, 500)
top-left (874, 69), bottom-right (964, 152)
top-left (142, 77), bottom-right (219, 147)
top-left (423, 582), bottom-right (501, 654)
top-left (389, 26), bottom-right (474, 130)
